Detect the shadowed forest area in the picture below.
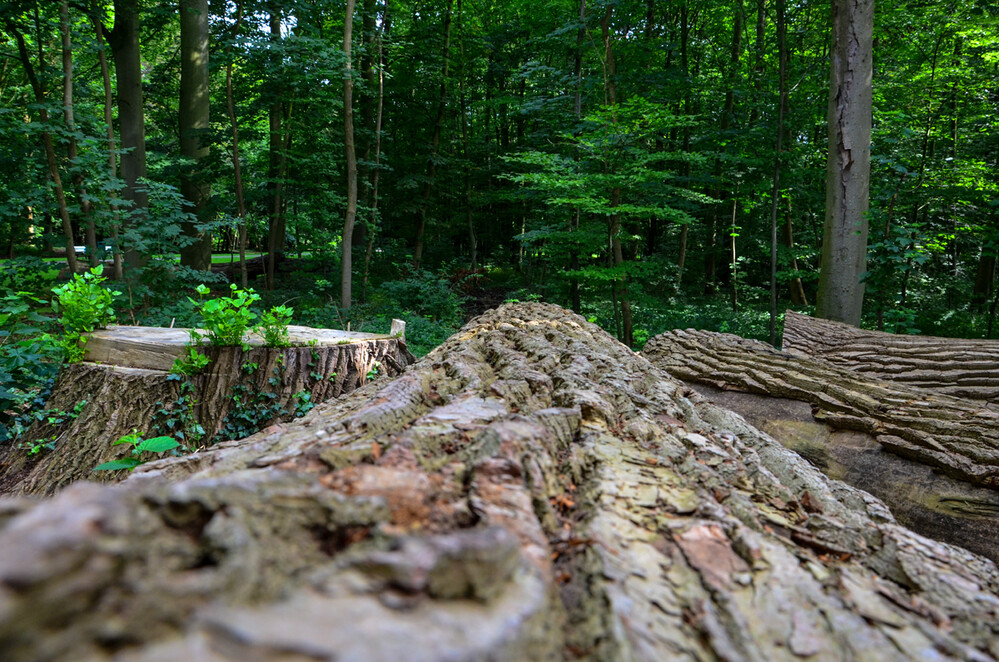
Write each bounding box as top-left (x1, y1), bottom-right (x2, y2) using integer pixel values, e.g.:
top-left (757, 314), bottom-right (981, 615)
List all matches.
top-left (0, 0), bottom-right (997, 434)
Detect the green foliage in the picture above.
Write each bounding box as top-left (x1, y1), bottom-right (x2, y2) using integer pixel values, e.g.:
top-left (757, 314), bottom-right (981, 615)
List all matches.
top-left (150, 376), bottom-right (205, 445)
top-left (217, 366), bottom-right (287, 441)
top-left (293, 390), bottom-right (314, 417)
top-left (52, 266), bottom-right (121, 363)
top-left (170, 330), bottom-right (211, 376)
top-left (0, 291), bottom-right (63, 442)
top-left (189, 283), bottom-right (260, 348)
top-left (16, 400), bottom-right (87, 456)
top-left (259, 305), bottom-right (294, 347)
top-left (376, 270), bottom-right (466, 326)
top-left (93, 431), bottom-right (182, 472)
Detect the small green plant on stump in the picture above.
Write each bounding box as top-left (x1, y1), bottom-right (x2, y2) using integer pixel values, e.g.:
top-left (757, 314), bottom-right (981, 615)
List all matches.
top-left (259, 305), bottom-right (293, 347)
top-left (190, 283), bottom-right (259, 349)
top-left (93, 431), bottom-right (181, 472)
top-left (52, 265), bottom-right (120, 362)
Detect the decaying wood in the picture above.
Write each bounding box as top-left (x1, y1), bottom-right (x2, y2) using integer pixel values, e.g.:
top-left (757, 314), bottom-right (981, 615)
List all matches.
top-left (0, 327), bottom-right (413, 496)
top-left (0, 303), bottom-right (998, 661)
top-left (784, 310), bottom-right (999, 402)
top-left (644, 328), bottom-right (999, 489)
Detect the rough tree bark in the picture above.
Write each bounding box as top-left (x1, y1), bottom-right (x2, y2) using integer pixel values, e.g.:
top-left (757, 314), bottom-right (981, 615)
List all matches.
top-left (783, 310), bottom-right (999, 402)
top-left (0, 304), bottom-right (998, 661)
top-left (644, 326), bottom-right (999, 488)
top-left (643, 327), bottom-right (999, 563)
top-left (815, 0), bottom-right (874, 325)
top-left (0, 328), bottom-right (413, 497)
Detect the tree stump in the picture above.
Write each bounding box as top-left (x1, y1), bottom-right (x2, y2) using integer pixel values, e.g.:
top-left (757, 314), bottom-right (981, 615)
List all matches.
top-left (0, 325), bottom-right (414, 496)
top-left (0, 303), bottom-right (998, 661)
top-left (783, 310), bottom-right (999, 402)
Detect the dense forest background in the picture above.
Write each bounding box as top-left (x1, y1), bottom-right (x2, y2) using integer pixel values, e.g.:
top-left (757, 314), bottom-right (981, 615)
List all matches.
top-left (0, 0), bottom-right (997, 359)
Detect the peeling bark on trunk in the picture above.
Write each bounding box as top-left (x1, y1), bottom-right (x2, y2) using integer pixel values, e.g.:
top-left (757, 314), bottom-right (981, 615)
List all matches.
top-left (784, 310), bottom-right (999, 402)
top-left (0, 333), bottom-right (413, 497)
top-left (815, 0), bottom-right (874, 325)
top-left (1, 304), bottom-right (998, 661)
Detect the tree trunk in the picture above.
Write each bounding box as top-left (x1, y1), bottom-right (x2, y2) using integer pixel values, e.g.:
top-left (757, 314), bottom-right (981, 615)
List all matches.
top-left (601, 7), bottom-right (631, 347)
top-left (815, 0), bottom-right (874, 325)
top-left (265, 11), bottom-right (285, 290)
top-left (768, 0), bottom-right (786, 346)
top-left (361, 0), bottom-right (389, 305)
top-left (60, 2), bottom-right (98, 267)
top-left (3, 19), bottom-right (78, 275)
top-left (706, 0), bottom-right (742, 295)
top-left (567, 0), bottom-right (585, 314)
top-left (110, 0), bottom-right (148, 270)
top-left (341, 0), bottom-right (358, 309)
top-left (178, 0), bottom-right (212, 271)
top-left (645, 325), bottom-right (999, 488)
top-left (413, 0), bottom-right (453, 270)
top-left (224, 1), bottom-right (248, 287)
top-left (687, 381), bottom-right (999, 565)
top-left (92, 11), bottom-right (123, 280)
top-left (1, 304), bottom-right (999, 661)
top-left (0, 326), bottom-right (414, 497)
top-left (783, 199), bottom-right (808, 305)
top-left (783, 310), bottom-right (999, 401)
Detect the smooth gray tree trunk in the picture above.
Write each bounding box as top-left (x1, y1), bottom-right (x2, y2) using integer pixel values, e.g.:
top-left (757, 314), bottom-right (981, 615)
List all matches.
top-left (816, 0), bottom-right (874, 325)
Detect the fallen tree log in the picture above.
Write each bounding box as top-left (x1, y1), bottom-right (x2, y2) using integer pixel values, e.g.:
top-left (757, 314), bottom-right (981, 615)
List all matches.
top-left (1, 303), bottom-right (998, 661)
top-left (0, 325), bottom-right (413, 496)
top-left (643, 328), bottom-right (999, 489)
top-left (783, 310), bottom-right (999, 402)
top-left (686, 382), bottom-right (999, 564)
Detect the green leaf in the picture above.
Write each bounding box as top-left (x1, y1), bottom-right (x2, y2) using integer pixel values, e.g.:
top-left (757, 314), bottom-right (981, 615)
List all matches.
top-left (94, 458), bottom-right (143, 471)
top-left (135, 436), bottom-right (181, 453)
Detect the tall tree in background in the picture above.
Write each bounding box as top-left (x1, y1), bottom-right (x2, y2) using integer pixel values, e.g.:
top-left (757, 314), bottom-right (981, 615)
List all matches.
top-left (2, 12), bottom-right (78, 274)
top-left (91, 3), bottom-right (123, 279)
top-left (341, 0), bottom-right (357, 309)
top-left (224, 0), bottom-right (248, 287)
top-left (412, 0), bottom-right (453, 270)
top-left (60, 2), bottom-right (98, 267)
top-left (816, 0), bottom-right (874, 326)
top-left (178, 0), bottom-right (212, 270)
top-left (109, 0), bottom-right (147, 270)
